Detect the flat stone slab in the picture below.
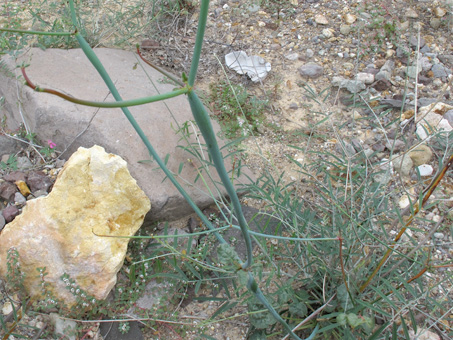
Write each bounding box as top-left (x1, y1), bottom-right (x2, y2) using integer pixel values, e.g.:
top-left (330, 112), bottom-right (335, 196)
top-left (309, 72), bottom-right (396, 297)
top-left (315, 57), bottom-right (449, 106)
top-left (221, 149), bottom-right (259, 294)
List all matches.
top-left (0, 48), bottom-right (252, 222)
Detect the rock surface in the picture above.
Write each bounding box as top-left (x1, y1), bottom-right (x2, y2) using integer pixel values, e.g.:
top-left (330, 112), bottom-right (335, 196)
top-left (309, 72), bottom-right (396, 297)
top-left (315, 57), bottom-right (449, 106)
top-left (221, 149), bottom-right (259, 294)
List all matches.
top-left (0, 146), bottom-right (150, 306)
top-left (0, 48), bottom-right (251, 222)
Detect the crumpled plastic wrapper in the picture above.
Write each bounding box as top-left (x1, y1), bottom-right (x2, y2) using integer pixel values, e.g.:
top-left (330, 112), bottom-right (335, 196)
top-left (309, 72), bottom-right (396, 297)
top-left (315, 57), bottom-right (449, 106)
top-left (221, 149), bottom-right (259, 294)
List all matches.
top-left (225, 51), bottom-right (271, 82)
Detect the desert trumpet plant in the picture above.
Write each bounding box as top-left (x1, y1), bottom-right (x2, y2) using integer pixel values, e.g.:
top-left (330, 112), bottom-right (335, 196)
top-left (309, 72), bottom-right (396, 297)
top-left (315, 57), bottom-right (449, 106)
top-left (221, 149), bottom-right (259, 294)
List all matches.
top-left (0, 0), bottom-right (322, 337)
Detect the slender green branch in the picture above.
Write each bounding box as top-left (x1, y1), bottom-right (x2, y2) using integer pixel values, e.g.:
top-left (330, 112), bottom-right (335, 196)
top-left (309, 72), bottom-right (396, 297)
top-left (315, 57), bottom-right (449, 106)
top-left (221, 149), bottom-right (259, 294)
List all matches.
top-left (247, 273), bottom-right (319, 340)
top-left (0, 27), bottom-right (75, 36)
top-left (21, 67), bottom-right (188, 108)
top-left (136, 45), bottom-right (185, 87)
top-left (188, 0), bottom-right (209, 86)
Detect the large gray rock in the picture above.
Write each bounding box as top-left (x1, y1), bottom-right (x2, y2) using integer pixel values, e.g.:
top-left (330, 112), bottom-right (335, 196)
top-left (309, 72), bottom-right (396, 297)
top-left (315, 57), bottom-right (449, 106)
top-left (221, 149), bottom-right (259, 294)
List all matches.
top-left (0, 48), bottom-right (251, 222)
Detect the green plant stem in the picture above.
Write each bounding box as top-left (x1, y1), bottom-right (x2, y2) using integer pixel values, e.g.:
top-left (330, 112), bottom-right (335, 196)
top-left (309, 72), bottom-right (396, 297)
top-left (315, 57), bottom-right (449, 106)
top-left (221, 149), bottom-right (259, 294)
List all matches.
top-left (247, 273), bottom-right (319, 340)
top-left (22, 67), bottom-right (188, 107)
top-left (0, 27), bottom-right (75, 35)
top-left (187, 0), bottom-right (209, 86)
top-left (67, 0), bottom-right (227, 247)
top-left (187, 91), bottom-right (253, 269)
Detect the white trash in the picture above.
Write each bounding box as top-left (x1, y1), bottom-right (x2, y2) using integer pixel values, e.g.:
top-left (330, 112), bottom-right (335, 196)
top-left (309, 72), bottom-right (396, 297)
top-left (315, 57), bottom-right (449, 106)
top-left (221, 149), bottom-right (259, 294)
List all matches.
top-left (225, 51), bottom-right (271, 82)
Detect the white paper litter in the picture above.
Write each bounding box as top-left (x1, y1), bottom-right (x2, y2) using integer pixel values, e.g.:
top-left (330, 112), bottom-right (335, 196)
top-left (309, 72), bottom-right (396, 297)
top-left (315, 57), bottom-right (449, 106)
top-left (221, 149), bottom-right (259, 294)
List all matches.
top-left (225, 51), bottom-right (271, 82)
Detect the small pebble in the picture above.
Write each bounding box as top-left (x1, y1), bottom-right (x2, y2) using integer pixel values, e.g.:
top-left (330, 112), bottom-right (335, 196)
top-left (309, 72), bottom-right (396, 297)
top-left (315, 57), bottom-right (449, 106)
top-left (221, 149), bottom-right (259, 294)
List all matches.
top-left (433, 233), bottom-right (444, 239)
top-left (417, 164), bottom-right (434, 176)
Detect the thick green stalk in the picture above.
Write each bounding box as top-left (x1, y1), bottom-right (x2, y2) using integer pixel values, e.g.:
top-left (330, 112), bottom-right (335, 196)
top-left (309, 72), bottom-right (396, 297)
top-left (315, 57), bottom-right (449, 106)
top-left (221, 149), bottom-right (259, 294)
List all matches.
top-left (187, 0), bottom-right (209, 86)
top-left (67, 0), bottom-right (227, 246)
top-left (188, 91), bottom-right (253, 268)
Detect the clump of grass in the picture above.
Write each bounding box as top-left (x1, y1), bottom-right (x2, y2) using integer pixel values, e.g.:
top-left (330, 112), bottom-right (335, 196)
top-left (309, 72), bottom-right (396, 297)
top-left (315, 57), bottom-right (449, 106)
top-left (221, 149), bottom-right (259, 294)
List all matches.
top-left (209, 80), bottom-right (268, 138)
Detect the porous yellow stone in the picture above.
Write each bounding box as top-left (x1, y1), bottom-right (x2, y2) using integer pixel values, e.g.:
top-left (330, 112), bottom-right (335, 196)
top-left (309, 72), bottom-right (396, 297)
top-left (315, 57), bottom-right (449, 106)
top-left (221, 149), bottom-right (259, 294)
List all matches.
top-left (0, 146), bottom-right (150, 307)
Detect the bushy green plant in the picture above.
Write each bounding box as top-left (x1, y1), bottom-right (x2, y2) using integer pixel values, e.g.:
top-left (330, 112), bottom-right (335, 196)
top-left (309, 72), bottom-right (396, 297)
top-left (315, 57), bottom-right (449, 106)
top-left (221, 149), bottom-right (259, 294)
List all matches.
top-left (209, 80), bottom-right (268, 138)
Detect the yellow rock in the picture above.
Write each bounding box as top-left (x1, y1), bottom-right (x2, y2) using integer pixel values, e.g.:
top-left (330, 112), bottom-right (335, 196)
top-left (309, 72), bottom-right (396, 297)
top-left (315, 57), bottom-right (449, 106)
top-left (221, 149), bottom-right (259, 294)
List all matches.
top-left (0, 146), bottom-right (150, 307)
top-left (15, 180), bottom-right (31, 197)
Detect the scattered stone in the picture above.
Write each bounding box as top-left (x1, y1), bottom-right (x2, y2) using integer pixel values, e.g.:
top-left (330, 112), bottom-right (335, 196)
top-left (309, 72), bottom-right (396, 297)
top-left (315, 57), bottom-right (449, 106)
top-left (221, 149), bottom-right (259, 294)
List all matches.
top-left (322, 28), bottom-right (334, 38)
top-left (0, 181), bottom-right (17, 201)
top-left (100, 320), bottom-right (144, 340)
top-left (0, 215), bottom-right (5, 231)
top-left (351, 138), bottom-right (362, 152)
top-left (431, 64), bottom-right (449, 78)
top-left (14, 192), bottom-right (26, 205)
top-left (343, 13), bottom-right (356, 24)
top-left (385, 139), bottom-right (406, 152)
top-left (420, 45), bottom-right (431, 53)
top-left (406, 65), bottom-right (421, 79)
top-left (0, 136), bottom-right (22, 158)
top-left (335, 141), bottom-right (356, 157)
top-left (396, 46), bottom-right (411, 59)
top-left (419, 57), bottom-right (433, 72)
top-left (399, 195), bottom-right (410, 209)
top-left (2, 301), bottom-right (13, 315)
top-left (299, 63), bottom-right (324, 78)
top-left (31, 190), bottom-right (48, 198)
top-left (372, 143), bottom-right (386, 152)
top-left (430, 17), bottom-right (441, 29)
top-left (375, 60), bottom-right (394, 81)
top-left (289, 103), bottom-right (298, 110)
top-left (417, 164), bottom-right (434, 176)
top-left (314, 14), bottom-right (328, 25)
top-left (405, 8), bottom-right (418, 18)
top-left (374, 160), bottom-right (393, 185)
top-left (49, 313), bottom-right (77, 340)
top-left (416, 98), bottom-right (437, 108)
top-left (438, 54), bottom-right (453, 66)
top-left (393, 154), bottom-right (413, 177)
top-left (3, 171), bottom-right (26, 183)
top-left (433, 233), bottom-right (444, 239)
top-left (409, 145), bottom-right (433, 166)
top-left (372, 79), bottom-right (392, 91)
top-left (418, 75), bottom-right (432, 85)
top-left (340, 25), bottom-right (351, 35)
top-left (285, 52), bottom-right (299, 61)
top-left (343, 62), bottom-right (355, 71)
top-left (133, 280), bottom-right (171, 311)
top-left (15, 156), bottom-right (33, 170)
top-left (305, 49), bottom-right (314, 58)
top-left (380, 99), bottom-right (406, 109)
top-left (415, 102), bottom-right (453, 139)
top-left (332, 76), bottom-right (366, 93)
top-left (402, 109), bottom-right (415, 119)
top-left (409, 36), bottom-right (425, 49)
top-left (26, 171), bottom-right (54, 193)
top-left (2, 205), bottom-right (19, 223)
top-left (444, 109), bottom-right (453, 125)
top-left (15, 180), bottom-right (31, 197)
top-left (356, 72), bottom-right (374, 84)
top-left (433, 7), bottom-right (447, 18)
top-left (0, 146), bottom-right (151, 307)
top-left (408, 328), bottom-right (440, 340)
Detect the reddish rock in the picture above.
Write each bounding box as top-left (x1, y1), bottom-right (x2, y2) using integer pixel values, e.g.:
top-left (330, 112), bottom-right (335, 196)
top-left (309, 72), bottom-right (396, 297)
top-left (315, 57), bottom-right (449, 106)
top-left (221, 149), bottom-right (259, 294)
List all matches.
top-left (26, 171), bottom-right (54, 193)
top-left (2, 205), bottom-right (19, 223)
top-left (372, 79), bottom-right (392, 91)
top-left (3, 171), bottom-right (27, 183)
top-left (0, 182), bottom-right (17, 201)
